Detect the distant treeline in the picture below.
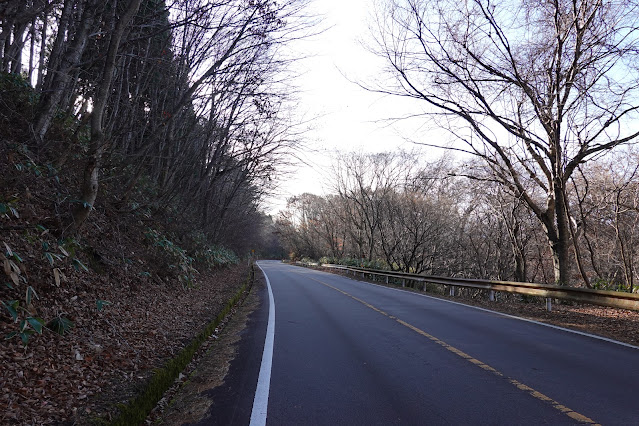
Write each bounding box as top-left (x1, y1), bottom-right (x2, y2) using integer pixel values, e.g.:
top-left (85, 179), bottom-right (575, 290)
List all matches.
top-left (278, 151), bottom-right (639, 292)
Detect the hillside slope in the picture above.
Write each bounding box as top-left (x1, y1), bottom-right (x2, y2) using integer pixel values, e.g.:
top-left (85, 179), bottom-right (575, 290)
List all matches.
top-left (1, 73), bottom-right (254, 424)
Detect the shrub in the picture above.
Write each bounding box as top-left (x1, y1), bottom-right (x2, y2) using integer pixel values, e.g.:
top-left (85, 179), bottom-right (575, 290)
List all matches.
top-left (592, 277), bottom-right (630, 292)
top-left (1, 242), bottom-right (74, 345)
top-left (144, 228), bottom-right (197, 287)
top-left (195, 245), bottom-right (239, 268)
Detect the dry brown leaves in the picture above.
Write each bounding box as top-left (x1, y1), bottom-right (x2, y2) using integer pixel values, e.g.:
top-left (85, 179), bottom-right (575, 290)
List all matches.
top-left (0, 146), bottom-right (253, 424)
top-left (0, 262), bottom-right (248, 425)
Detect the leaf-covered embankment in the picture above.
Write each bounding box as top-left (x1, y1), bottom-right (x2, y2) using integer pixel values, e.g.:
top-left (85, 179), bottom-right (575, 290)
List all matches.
top-left (0, 73), bottom-right (261, 424)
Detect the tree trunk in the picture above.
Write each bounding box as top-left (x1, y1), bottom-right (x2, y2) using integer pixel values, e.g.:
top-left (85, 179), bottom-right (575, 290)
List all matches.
top-left (539, 197), bottom-right (570, 287)
top-left (34, 0), bottom-right (93, 143)
top-left (36, 9), bottom-right (47, 90)
top-left (545, 212), bottom-right (571, 287)
top-left (514, 248), bottom-right (526, 282)
top-left (553, 178), bottom-right (572, 286)
top-left (28, 17), bottom-right (36, 81)
top-left (8, 21), bottom-right (28, 74)
top-left (0, 2), bottom-right (24, 72)
top-left (70, 0), bottom-right (143, 232)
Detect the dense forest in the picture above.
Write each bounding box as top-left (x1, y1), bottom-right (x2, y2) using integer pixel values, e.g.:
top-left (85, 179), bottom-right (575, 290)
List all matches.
top-left (0, 0), bottom-right (302, 255)
top-left (0, 1), bottom-right (302, 421)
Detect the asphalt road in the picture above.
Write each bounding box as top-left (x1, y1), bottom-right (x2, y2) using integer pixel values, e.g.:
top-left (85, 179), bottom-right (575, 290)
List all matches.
top-left (215, 261), bottom-right (639, 425)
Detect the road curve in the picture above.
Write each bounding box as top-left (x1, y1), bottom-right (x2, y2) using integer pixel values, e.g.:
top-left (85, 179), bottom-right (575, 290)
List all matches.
top-left (251, 260), bottom-right (639, 425)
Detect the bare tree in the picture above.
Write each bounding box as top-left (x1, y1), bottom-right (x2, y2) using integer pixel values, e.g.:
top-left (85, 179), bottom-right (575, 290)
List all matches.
top-left (71, 0), bottom-right (143, 231)
top-left (0, 0), bottom-right (312, 255)
top-left (32, 0), bottom-right (101, 143)
top-left (573, 152), bottom-right (639, 291)
top-left (331, 151), bottom-right (417, 260)
top-left (373, 0), bottom-right (639, 285)
top-left (0, 0), bottom-right (52, 74)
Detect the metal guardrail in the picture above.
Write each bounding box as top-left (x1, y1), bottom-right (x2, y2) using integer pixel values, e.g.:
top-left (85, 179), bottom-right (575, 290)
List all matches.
top-left (321, 264), bottom-right (639, 312)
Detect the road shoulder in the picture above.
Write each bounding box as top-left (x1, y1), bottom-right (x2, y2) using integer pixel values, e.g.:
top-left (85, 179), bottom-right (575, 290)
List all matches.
top-left (317, 266), bottom-right (639, 348)
top-left (157, 271), bottom-right (268, 425)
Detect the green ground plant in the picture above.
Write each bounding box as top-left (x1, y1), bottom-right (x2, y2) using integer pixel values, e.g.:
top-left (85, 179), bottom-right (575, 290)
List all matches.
top-left (1, 242), bottom-right (74, 345)
top-left (144, 228), bottom-right (198, 287)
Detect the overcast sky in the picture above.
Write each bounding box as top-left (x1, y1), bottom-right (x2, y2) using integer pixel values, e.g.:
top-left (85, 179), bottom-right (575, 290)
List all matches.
top-left (268, 0), bottom-right (429, 211)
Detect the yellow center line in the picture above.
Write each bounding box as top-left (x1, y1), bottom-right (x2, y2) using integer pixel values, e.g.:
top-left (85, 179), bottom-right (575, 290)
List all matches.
top-left (306, 275), bottom-right (600, 425)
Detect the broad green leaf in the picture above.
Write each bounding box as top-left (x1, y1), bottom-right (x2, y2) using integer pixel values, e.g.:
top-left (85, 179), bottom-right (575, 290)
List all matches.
top-left (72, 258), bottom-right (89, 272)
top-left (27, 317), bottom-right (44, 334)
top-left (20, 330), bottom-right (34, 345)
top-left (44, 252), bottom-right (54, 266)
top-left (5, 331), bottom-right (17, 340)
top-left (25, 286), bottom-right (38, 305)
top-left (2, 300), bottom-right (18, 321)
top-left (46, 316), bottom-right (74, 335)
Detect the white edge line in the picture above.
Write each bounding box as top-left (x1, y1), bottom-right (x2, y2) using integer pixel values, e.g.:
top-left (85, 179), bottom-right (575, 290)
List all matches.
top-left (298, 263), bottom-right (639, 351)
top-left (250, 261), bottom-right (276, 426)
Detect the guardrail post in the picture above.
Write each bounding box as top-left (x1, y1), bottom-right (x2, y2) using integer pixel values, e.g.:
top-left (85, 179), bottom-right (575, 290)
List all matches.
top-left (335, 266), bottom-right (639, 311)
top-left (385, 276), bottom-right (389, 284)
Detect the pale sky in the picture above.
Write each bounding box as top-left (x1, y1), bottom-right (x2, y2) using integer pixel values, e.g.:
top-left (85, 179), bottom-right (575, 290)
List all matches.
top-left (270, 0), bottom-right (430, 211)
